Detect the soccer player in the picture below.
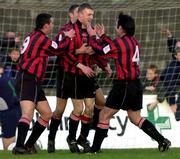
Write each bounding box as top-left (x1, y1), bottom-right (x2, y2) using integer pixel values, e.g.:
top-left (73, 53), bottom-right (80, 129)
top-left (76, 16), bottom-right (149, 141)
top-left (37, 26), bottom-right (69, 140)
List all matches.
top-left (50, 3), bottom-right (111, 153)
top-left (0, 64), bottom-right (21, 150)
top-left (47, 4), bottom-right (79, 153)
top-left (47, 4), bottom-right (112, 153)
top-left (87, 12), bottom-right (171, 153)
top-left (12, 13), bottom-right (74, 154)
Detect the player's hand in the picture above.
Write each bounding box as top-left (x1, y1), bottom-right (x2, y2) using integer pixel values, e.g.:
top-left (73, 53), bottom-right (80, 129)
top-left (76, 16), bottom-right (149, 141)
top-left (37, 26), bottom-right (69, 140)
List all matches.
top-left (160, 27), bottom-right (172, 38)
top-left (94, 65), bottom-right (102, 76)
top-left (76, 44), bottom-right (95, 55)
top-left (145, 86), bottom-right (156, 91)
top-left (147, 101), bottom-right (158, 111)
top-left (95, 24), bottom-right (105, 37)
top-left (64, 29), bottom-right (75, 39)
top-left (104, 63), bottom-right (112, 78)
top-left (87, 23), bottom-right (96, 37)
top-left (76, 43), bottom-right (88, 54)
top-left (85, 46), bottom-right (95, 55)
top-left (170, 104), bottom-right (177, 113)
top-left (76, 63), bottom-right (94, 78)
top-left (15, 36), bottom-right (21, 43)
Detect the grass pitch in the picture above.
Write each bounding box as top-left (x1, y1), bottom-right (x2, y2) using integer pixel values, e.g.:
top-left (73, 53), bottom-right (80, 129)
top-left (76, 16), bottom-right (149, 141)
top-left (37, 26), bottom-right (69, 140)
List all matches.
top-left (0, 148), bottom-right (180, 159)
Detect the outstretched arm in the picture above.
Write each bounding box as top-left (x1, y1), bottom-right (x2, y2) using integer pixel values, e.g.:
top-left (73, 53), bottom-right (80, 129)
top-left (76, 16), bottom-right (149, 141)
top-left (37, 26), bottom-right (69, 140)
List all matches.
top-left (160, 27), bottom-right (177, 54)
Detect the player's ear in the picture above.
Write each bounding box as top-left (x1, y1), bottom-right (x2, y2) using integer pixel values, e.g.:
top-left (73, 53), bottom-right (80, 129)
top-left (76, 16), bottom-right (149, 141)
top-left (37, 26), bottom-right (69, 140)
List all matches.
top-left (43, 23), bottom-right (48, 29)
top-left (116, 26), bottom-right (121, 34)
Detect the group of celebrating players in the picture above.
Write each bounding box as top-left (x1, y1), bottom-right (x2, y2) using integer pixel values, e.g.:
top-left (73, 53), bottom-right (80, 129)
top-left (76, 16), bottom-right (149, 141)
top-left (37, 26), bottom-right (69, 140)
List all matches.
top-left (12, 3), bottom-right (171, 155)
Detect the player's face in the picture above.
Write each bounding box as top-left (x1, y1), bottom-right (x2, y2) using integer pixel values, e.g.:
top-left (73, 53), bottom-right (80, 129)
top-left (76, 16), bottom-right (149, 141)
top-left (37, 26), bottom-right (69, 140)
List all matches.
top-left (46, 17), bottom-right (54, 34)
top-left (79, 8), bottom-right (94, 27)
top-left (176, 41), bottom-right (180, 48)
top-left (9, 50), bottom-right (20, 62)
top-left (69, 7), bottom-right (79, 23)
top-left (0, 67), bottom-right (4, 75)
top-left (116, 25), bottom-right (123, 37)
top-left (175, 52), bottom-right (180, 62)
top-left (146, 69), bottom-right (157, 81)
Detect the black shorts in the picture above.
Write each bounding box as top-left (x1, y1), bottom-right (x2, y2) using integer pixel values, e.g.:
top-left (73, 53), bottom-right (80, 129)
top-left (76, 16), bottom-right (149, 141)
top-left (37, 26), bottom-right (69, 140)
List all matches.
top-left (58, 72), bottom-right (95, 99)
top-left (105, 79), bottom-right (143, 111)
top-left (16, 71), bottom-right (47, 103)
top-left (56, 66), bottom-right (67, 99)
top-left (94, 79), bottom-right (100, 90)
top-left (78, 74), bottom-right (95, 99)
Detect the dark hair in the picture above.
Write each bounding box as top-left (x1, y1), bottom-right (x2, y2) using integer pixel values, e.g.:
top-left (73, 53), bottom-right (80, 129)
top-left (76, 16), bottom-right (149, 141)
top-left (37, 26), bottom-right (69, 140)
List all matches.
top-left (117, 12), bottom-right (135, 36)
top-left (35, 13), bottom-right (52, 30)
top-left (69, 4), bottom-right (79, 13)
top-left (0, 63), bottom-right (5, 69)
top-left (78, 3), bottom-right (93, 12)
top-left (148, 64), bottom-right (158, 74)
top-left (175, 46), bottom-right (180, 53)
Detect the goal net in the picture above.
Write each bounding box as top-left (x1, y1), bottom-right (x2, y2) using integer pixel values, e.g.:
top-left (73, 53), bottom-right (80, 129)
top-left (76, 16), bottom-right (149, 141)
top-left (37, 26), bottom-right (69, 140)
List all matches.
top-left (1, 0), bottom-right (180, 150)
top-left (0, 0), bottom-right (179, 97)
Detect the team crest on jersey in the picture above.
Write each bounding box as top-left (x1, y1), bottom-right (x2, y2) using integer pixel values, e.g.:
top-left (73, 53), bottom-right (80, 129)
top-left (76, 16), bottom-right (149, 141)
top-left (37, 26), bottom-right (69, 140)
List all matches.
top-left (51, 41), bottom-right (58, 49)
top-left (103, 45), bottom-right (111, 54)
top-left (59, 34), bottom-right (62, 42)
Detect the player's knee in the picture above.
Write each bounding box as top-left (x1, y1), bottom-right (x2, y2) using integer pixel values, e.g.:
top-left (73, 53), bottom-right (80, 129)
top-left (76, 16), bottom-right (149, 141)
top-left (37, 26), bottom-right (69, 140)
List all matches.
top-left (128, 115), bottom-right (142, 126)
top-left (128, 117), bottom-right (135, 124)
top-left (73, 106), bottom-right (84, 115)
top-left (99, 107), bottom-right (112, 121)
top-left (42, 112), bottom-right (52, 121)
top-left (53, 109), bottom-right (64, 118)
top-left (84, 106), bottom-right (93, 117)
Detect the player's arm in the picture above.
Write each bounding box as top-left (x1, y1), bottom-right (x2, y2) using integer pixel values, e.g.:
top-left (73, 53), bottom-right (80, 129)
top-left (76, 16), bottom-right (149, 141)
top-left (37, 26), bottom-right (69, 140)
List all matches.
top-left (76, 63), bottom-right (94, 78)
top-left (46, 29), bottom-right (75, 56)
top-left (89, 35), bottom-right (118, 59)
top-left (87, 24), bottom-right (118, 58)
top-left (92, 54), bottom-right (112, 77)
top-left (160, 27), bottom-right (177, 54)
top-left (167, 37), bottom-right (177, 53)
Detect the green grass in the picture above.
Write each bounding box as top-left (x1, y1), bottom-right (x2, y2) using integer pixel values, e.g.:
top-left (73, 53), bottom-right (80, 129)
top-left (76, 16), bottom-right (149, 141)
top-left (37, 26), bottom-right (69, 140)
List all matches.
top-left (0, 148), bottom-right (180, 159)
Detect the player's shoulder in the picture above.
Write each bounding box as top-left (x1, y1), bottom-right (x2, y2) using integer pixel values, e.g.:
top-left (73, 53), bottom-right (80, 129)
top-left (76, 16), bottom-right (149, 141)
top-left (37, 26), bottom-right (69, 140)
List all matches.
top-left (28, 30), bottom-right (45, 38)
top-left (58, 21), bottom-right (73, 32)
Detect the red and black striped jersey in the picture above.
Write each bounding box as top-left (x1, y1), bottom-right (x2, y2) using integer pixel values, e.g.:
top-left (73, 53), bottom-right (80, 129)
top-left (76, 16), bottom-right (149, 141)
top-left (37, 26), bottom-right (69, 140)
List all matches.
top-left (18, 30), bottom-right (67, 80)
top-left (62, 20), bottom-right (108, 75)
top-left (55, 21), bottom-right (73, 67)
top-left (89, 34), bottom-right (141, 80)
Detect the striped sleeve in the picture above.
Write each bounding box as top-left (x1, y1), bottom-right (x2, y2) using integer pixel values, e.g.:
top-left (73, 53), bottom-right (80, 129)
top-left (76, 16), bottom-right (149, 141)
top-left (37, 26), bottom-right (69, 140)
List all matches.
top-left (89, 34), bottom-right (118, 59)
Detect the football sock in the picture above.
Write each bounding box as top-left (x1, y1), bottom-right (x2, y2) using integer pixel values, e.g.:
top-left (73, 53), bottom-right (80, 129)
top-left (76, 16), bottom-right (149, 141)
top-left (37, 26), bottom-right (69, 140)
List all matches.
top-left (91, 127), bottom-right (108, 152)
top-left (25, 117), bottom-right (48, 147)
top-left (68, 113), bottom-right (80, 140)
top-left (78, 115), bottom-right (91, 140)
top-left (16, 121), bottom-right (30, 147)
top-left (48, 116), bottom-right (61, 141)
top-left (92, 106), bottom-right (101, 128)
top-left (140, 119), bottom-right (164, 143)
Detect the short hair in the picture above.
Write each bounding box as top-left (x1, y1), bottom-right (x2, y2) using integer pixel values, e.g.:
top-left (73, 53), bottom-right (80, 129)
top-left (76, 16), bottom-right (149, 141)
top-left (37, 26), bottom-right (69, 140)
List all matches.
top-left (9, 48), bottom-right (20, 53)
top-left (69, 4), bottom-right (79, 13)
top-left (78, 3), bottom-right (93, 12)
top-left (175, 46), bottom-right (180, 54)
top-left (0, 63), bottom-right (5, 69)
top-left (148, 64), bottom-right (158, 74)
top-left (35, 13), bottom-right (52, 30)
top-left (117, 12), bottom-right (135, 36)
